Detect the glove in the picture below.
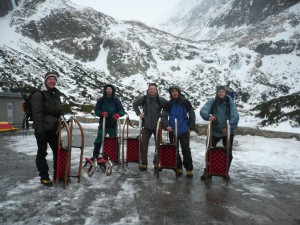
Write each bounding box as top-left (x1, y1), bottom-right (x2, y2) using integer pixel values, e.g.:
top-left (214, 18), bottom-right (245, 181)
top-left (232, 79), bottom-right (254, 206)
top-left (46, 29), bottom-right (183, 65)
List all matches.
top-left (101, 111), bottom-right (108, 117)
top-left (113, 113), bottom-right (120, 120)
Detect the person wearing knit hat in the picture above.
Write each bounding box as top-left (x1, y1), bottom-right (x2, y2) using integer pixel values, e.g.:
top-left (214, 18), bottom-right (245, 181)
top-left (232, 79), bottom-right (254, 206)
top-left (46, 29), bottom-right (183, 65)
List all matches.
top-left (44, 71), bottom-right (59, 83)
top-left (30, 71), bottom-right (62, 187)
top-left (200, 85), bottom-right (239, 180)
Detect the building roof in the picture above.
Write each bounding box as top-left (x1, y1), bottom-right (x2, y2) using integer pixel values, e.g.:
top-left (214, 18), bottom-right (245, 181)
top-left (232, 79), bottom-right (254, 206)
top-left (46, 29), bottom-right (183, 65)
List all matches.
top-left (0, 92), bottom-right (23, 98)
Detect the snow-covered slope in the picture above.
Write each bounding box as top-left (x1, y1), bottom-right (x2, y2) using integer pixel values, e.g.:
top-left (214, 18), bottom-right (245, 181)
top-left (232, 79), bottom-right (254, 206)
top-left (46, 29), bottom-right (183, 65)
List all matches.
top-left (0, 0), bottom-right (299, 132)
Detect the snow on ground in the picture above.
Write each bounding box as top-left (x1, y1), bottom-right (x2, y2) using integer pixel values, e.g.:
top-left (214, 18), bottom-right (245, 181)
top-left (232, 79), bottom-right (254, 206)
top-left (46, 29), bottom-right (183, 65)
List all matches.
top-left (0, 122), bottom-right (300, 224)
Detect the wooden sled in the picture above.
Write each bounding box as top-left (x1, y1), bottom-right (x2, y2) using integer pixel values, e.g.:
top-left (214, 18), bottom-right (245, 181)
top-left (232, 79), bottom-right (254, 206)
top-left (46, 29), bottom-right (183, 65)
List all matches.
top-left (56, 116), bottom-right (84, 189)
top-left (121, 116), bottom-right (142, 168)
top-left (203, 121), bottom-right (230, 186)
top-left (84, 116), bottom-right (120, 177)
top-left (155, 118), bottom-right (178, 179)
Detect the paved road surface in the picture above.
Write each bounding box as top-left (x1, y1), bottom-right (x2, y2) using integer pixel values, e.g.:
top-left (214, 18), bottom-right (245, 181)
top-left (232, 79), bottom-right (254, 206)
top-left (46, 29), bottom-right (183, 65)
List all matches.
top-left (0, 128), bottom-right (299, 225)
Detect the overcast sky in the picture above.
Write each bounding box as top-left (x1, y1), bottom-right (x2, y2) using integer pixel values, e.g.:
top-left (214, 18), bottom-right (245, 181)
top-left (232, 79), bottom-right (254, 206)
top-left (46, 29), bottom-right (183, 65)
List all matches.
top-left (70, 0), bottom-right (182, 26)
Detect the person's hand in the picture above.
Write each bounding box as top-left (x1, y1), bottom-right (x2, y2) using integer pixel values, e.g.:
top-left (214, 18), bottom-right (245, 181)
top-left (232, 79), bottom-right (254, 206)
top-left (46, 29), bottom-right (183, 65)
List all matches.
top-left (101, 111), bottom-right (108, 117)
top-left (113, 113), bottom-right (120, 120)
top-left (139, 113), bottom-right (144, 119)
top-left (222, 128), bottom-right (227, 136)
top-left (209, 114), bottom-right (216, 121)
top-left (166, 126), bottom-right (173, 132)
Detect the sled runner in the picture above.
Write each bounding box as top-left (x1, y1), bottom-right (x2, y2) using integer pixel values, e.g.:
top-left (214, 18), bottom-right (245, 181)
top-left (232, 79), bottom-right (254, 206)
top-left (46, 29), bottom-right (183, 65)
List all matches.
top-left (56, 116), bottom-right (85, 189)
top-left (84, 116), bottom-right (120, 177)
top-left (203, 121), bottom-right (230, 186)
top-left (121, 116), bottom-right (142, 168)
top-left (155, 118), bottom-right (178, 178)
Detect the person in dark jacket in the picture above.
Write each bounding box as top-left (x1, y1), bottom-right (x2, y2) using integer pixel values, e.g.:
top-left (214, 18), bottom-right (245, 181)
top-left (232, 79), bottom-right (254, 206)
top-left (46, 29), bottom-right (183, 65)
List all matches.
top-left (89, 84), bottom-right (125, 160)
top-left (133, 83), bottom-right (167, 171)
top-left (31, 71), bottom-right (62, 187)
top-left (200, 85), bottom-right (239, 180)
top-left (161, 85), bottom-right (196, 178)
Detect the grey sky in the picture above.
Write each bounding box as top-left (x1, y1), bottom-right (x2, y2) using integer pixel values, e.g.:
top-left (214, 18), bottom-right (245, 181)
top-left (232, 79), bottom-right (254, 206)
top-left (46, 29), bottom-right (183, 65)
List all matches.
top-left (70, 0), bottom-right (182, 26)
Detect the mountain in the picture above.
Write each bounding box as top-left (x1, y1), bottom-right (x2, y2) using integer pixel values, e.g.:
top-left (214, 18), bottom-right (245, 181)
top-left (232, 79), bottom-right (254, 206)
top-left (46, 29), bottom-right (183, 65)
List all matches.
top-left (0, 0), bottom-right (299, 131)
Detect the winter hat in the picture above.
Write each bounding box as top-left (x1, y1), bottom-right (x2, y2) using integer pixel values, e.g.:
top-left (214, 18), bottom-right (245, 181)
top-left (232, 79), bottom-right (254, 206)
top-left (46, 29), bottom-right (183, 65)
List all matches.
top-left (44, 71), bottom-right (59, 82)
top-left (216, 85), bottom-right (226, 92)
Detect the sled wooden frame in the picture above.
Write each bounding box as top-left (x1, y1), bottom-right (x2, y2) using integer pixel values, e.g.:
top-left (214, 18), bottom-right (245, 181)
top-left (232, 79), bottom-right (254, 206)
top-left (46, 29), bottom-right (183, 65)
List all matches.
top-left (121, 116), bottom-right (142, 168)
top-left (56, 116), bottom-right (85, 189)
top-left (155, 118), bottom-right (178, 179)
top-left (204, 120), bottom-right (230, 186)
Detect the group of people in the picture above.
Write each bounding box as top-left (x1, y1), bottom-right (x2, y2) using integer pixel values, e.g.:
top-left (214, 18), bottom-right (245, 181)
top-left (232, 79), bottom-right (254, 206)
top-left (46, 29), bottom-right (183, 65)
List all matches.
top-left (31, 71), bottom-right (239, 187)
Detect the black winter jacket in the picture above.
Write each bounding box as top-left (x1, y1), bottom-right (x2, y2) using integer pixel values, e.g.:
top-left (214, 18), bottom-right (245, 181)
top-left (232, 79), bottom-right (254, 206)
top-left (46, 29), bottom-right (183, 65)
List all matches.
top-left (31, 84), bottom-right (62, 134)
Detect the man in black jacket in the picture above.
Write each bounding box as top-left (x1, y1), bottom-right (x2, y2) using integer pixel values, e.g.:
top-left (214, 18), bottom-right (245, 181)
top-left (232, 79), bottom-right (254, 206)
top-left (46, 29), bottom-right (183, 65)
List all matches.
top-left (31, 71), bottom-right (62, 187)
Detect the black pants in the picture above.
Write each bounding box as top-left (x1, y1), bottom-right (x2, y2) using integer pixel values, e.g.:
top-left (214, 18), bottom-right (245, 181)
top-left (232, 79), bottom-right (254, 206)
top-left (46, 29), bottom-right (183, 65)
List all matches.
top-left (212, 134), bottom-right (234, 169)
top-left (170, 132), bottom-right (193, 171)
top-left (35, 131), bottom-right (58, 180)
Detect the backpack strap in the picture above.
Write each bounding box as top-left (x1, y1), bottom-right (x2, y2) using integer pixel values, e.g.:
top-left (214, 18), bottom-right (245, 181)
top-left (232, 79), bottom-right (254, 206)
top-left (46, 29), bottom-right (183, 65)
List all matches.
top-left (210, 96), bottom-right (231, 117)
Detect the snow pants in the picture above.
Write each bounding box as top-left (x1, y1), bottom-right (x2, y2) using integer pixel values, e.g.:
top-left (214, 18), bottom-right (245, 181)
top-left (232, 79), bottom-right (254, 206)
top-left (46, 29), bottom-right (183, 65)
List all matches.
top-left (140, 128), bottom-right (156, 165)
top-left (170, 131), bottom-right (193, 171)
top-left (34, 131), bottom-right (58, 180)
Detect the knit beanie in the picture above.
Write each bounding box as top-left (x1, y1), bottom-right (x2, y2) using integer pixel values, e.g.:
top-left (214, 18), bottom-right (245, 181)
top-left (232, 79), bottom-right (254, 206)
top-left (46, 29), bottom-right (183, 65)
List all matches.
top-left (44, 71), bottom-right (59, 82)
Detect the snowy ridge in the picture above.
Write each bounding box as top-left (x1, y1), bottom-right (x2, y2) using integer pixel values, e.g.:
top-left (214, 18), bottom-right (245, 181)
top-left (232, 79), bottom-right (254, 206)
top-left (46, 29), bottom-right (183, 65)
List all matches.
top-left (0, 0), bottom-right (299, 133)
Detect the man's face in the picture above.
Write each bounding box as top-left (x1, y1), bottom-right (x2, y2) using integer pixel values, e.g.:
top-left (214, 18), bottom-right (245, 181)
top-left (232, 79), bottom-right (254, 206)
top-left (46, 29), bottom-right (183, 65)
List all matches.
top-left (217, 89), bottom-right (226, 99)
top-left (171, 89), bottom-right (179, 99)
top-left (45, 76), bottom-right (57, 89)
top-left (106, 87), bottom-right (113, 96)
top-left (148, 85), bottom-right (158, 97)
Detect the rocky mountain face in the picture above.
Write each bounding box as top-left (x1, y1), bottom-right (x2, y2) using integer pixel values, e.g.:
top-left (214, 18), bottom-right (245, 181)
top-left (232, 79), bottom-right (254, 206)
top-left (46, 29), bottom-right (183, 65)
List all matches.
top-left (0, 0), bottom-right (299, 129)
top-left (0, 0), bottom-right (17, 17)
top-left (160, 0), bottom-right (300, 41)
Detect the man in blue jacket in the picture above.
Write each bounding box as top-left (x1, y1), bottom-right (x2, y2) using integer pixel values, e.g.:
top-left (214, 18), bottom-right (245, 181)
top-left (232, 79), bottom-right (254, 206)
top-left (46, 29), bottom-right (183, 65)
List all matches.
top-left (200, 85), bottom-right (239, 180)
top-left (162, 85), bottom-right (196, 178)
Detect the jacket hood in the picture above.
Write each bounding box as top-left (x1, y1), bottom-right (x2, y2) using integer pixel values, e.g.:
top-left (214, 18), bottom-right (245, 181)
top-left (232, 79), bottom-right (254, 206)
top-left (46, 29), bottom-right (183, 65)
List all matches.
top-left (168, 85), bottom-right (182, 100)
top-left (103, 84), bottom-right (116, 97)
top-left (168, 85), bottom-right (181, 95)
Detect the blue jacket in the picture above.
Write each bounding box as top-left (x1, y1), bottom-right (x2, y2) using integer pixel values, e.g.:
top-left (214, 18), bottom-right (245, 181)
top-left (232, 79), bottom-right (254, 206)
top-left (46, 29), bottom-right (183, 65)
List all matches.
top-left (162, 85), bottom-right (195, 136)
top-left (200, 95), bottom-right (239, 137)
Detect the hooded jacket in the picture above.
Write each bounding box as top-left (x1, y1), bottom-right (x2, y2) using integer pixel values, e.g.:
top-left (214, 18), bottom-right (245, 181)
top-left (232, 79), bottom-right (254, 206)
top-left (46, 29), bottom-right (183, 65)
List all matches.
top-left (162, 85), bottom-right (195, 135)
top-left (95, 84), bottom-right (125, 127)
top-left (31, 83), bottom-right (62, 134)
top-left (200, 95), bottom-right (239, 136)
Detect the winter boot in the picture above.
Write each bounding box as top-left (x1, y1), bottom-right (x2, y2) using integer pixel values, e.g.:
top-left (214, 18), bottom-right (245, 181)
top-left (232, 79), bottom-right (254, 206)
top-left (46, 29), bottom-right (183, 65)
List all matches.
top-left (139, 163), bottom-right (147, 171)
top-left (186, 170), bottom-right (193, 178)
top-left (175, 168), bottom-right (183, 176)
top-left (40, 178), bottom-right (53, 187)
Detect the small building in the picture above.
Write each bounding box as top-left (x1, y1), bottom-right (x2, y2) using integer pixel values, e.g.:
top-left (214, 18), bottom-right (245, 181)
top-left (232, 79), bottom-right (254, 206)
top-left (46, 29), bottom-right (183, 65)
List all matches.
top-left (0, 92), bottom-right (24, 125)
